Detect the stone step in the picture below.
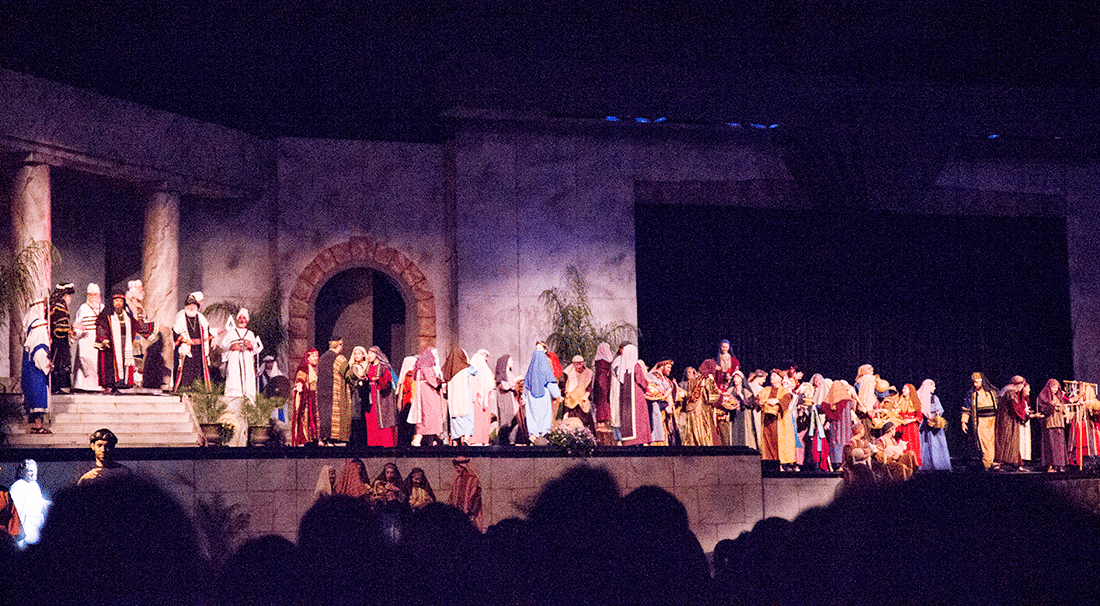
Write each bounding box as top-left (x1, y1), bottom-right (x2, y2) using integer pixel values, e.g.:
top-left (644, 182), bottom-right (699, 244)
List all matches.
top-left (49, 412), bottom-right (190, 425)
top-left (49, 401), bottom-right (189, 414)
top-left (6, 431), bottom-right (201, 448)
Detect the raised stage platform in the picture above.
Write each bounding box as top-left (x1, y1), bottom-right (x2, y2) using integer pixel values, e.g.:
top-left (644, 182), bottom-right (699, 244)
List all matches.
top-left (5, 446), bottom-right (1100, 553)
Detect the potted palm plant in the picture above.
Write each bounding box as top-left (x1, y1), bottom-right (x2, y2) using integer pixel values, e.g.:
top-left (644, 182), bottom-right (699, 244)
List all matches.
top-left (183, 380), bottom-right (232, 446)
top-left (241, 393), bottom-right (283, 446)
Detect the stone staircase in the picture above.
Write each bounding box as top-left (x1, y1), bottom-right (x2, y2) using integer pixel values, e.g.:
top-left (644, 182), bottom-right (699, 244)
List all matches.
top-left (4, 391), bottom-right (202, 448)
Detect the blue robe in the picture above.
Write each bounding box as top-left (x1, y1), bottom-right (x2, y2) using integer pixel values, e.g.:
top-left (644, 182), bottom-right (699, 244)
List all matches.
top-left (919, 394), bottom-right (952, 471)
top-left (22, 319), bottom-right (50, 414)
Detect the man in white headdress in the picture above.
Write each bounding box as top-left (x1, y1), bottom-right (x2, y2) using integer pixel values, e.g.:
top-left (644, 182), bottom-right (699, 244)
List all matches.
top-left (173, 292), bottom-right (212, 392)
top-left (71, 284), bottom-right (104, 391)
top-left (221, 308), bottom-right (263, 403)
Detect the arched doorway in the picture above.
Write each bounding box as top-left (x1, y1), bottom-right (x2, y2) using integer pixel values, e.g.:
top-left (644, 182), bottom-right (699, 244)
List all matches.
top-left (314, 267), bottom-right (407, 362)
top-left (287, 237), bottom-right (436, 368)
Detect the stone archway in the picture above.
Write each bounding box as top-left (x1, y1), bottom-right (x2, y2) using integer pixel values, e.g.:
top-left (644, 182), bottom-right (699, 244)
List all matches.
top-left (287, 236), bottom-right (435, 366)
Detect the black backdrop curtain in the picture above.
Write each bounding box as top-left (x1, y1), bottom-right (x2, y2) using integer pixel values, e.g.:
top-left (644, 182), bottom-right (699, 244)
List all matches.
top-left (635, 201), bottom-right (1072, 457)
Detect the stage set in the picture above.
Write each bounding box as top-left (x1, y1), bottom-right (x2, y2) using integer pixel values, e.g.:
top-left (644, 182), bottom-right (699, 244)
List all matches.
top-left (5, 59), bottom-right (1100, 556)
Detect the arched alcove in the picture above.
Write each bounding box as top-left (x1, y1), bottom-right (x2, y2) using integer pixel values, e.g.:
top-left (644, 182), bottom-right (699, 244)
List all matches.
top-left (314, 267), bottom-right (407, 361)
top-left (287, 237), bottom-right (435, 367)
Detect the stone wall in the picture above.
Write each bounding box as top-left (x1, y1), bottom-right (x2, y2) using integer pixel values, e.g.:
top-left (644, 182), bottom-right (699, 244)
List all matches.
top-left (15, 453), bottom-right (840, 553)
top-left (452, 122), bottom-right (792, 366)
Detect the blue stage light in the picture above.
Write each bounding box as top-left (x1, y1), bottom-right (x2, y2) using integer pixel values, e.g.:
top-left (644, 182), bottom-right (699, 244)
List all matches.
top-left (606, 116), bottom-right (619, 121)
top-left (769, 124), bottom-right (779, 129)
top-left (751, 123), bottom-right (767, 129)
top-left (988, 134), bottom-right (999, 139)
top-left (654, 117), bottom-right (666, 122)
top-left (727, 123), bottom-right (741, 128)
top-left (636, 118), bottom-right (650, 123)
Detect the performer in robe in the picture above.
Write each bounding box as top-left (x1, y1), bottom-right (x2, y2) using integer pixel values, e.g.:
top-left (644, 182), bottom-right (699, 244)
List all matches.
top-left (715, 339), bottom-right (739, 391)
top-left (396, 355), bottom-right (418, 447)
top-left (408, 347), bottom-right (443, 447)
top-left (681, 359), bottom-right (720, 446)
top-left (291, 349), bottom-right (319, 446)
top-left (561, 354), bottom-right (596, 435)
top-left (644, 359), bottom-right (678, 446)
top-left (448, 456), bottom-right (483, 531)
top-left (221, 308), bottom-right (263, 403)
top-left (805, 374), bottom-right (833, 471)
top-left (494, 354), bottom-right (523, 445)
top-left (365, 346), bottom-right (398, 447)
top-left (592, 343), bottom-right (614, 445)
top-left (961, 372), bottom-right (999, 470)
top-left (524, 342), bottom-right (560, 443)
top-left (48, 283), bottom-right (75, 394)
top-left (842, 421), bottom-right (875, 488)
top-left (994, 375), bottom-right (1030, 471)
top-left (71, 283), bottom-right (104, 392)
top-left (468, 349), bottom-right (496, 445)
top-left (822, 380), bottom-right (859, 470)
top-left (173, 292), bottom-right (212, 392)
top-left (10, 459), bottom-right (49, 547)
top-left (316, 338), bottom-right (348, 444)
top-left (758, 370), bottom-right (794, 468)
top-left (96, 291), bottom-right (137, 393)
top-left (404, 467), bottom-right (436, 510)
top-left (916, 379), bottom-right (952, 471)
top-left (443, 346), bottom-right (473, 446)
top-left (897, 384), bottom-right (923, 467)
top-left (729, 370), bottom-right (760, 450)
top-left (22, 296), bottom-right (51, 434)
top-left (609, 343), bottom-right (626, 443)
top-left (1036, 379), bottom-right (1070, 472)
top-left (344, 346), bottom-right (370, 446)
top-left (615, 344), bottom-right (650, 446)
top-left (871, 421), bottom-right (918, 482)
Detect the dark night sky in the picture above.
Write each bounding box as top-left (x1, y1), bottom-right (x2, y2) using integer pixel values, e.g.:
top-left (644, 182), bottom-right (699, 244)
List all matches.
top-left (3, 1), bottom-right (1098, 141)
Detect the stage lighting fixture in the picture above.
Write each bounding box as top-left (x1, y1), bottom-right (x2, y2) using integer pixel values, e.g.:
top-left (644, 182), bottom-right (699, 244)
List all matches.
top-left (989, 134), bottom-right (999, 139)
top-left (727, 123), bottom-right (741, 128)
top-left (605, 116), bottom-right (619, 121)
top-left (636, 118), bottom-right (650, 123)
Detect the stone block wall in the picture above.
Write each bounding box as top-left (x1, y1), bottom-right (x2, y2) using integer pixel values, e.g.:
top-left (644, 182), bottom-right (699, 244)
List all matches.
top-left (15, 453), bottom-right (838, 553)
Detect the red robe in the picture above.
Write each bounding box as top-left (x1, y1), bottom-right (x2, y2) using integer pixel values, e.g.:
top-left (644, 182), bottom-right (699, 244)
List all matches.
top-left (365, 364), bottom-right (396, 447)
top-left (448, 465), bottom-right (482, 531)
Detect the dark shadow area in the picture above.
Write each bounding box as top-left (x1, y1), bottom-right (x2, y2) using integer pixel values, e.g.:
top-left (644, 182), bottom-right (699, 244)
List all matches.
top-left (314, 267), bottom-right (406, 361)
top-left (636, 201), bottom-right (1073, 458)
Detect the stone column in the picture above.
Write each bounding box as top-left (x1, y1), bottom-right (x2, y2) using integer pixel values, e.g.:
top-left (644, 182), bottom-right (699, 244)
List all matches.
top-left (8, 159), bottom-right (51, 379)
top-left (142, 186), bottom-right (179, 389)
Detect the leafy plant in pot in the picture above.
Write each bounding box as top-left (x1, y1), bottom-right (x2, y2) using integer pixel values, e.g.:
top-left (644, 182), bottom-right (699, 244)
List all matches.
top-left (241, 393), bottom-right (283, 446)
top-left (182, 380), bottom-right (232, 446)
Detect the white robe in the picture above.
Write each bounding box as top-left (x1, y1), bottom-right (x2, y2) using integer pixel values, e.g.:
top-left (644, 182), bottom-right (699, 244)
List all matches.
top-left (72, 301), bottom-right (104, 390)
top-left (221, 326), bottom-right (263, 401)
top-left (10, 478), bottom-right (49, 545)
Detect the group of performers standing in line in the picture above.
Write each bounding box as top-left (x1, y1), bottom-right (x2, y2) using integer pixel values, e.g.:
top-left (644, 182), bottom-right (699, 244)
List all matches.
top-left (19, 281), bottom-right (264, 437)
top-left (23, 287), bottom-right (1100, 472)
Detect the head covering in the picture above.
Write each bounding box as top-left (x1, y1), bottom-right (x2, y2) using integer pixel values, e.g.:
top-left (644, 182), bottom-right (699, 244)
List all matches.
top-left (595, 342), bottom-right (613, 364)
top-left (999, 375), bottom-right (1028, 397)
top-left (54, 282), bottom-right (75, 295)
top-left (185, 292), bottom-right (203, 307)
top-left (368, 345), bottom-right (392, 371)
top-left (812, 375), bottom-right (833, 407)
top-left (296, 349), bottom-right (319, 375)
top-left (261, 355), bottom-right (284, 378)
top-left (452, 455), bottom-right (471, 465)
top-left (697, 359), bottom-right (718, 380)
top-left (414, 347), bottom-right (437, 374)
top-left (398, 355), bottom-right (417, 382)
top-left (442, 346), bottom-right (469, 382)
top-left (236, 308), bottom-right (249, 321)
top-left (572, 355), bottom-right (584, 364)
top-left (525, 349), bottom-right (557, 399)
top-left (87, 283), bottom-right (101, 295)
top-left (546, 351), bottom-right (563, 379)
top-left (969, 372), bottom-right (995, 394)
top-left (314, 465), bottom-right (335, 498)
top-left (334, 459), bottom-right (368, 498)
top-left (857, 364), bottom-right (874, 380)
top-left (375, 462), bottom-right (402, 483)
top-left (1038, 379), bottom-right (1061, 412)
top-left (404, 467), bottom-right (436, 505)
top-left (617, 344), bottom-right (639, 384)
top-left (916, 379), bottom-right (935, 416)
top-left (494, 354), bottom-right (513, 384)
top-left (824, 380), bottom-right (855, 405)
